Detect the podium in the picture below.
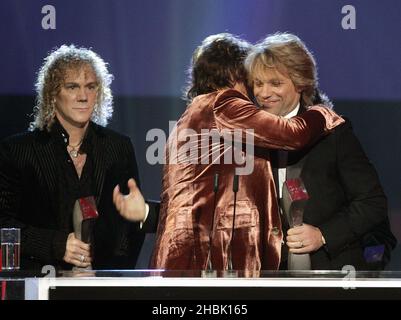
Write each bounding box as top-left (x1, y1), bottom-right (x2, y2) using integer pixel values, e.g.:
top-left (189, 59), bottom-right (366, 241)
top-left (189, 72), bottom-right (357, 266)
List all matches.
top-left (0, 270), bottom-right (400, 300)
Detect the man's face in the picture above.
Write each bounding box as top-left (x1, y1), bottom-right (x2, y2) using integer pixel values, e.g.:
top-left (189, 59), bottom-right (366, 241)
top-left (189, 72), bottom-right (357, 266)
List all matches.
top-left (55, 64), bottom-right (98, 129)
top-left (252, 66), bottom-right (301, 116)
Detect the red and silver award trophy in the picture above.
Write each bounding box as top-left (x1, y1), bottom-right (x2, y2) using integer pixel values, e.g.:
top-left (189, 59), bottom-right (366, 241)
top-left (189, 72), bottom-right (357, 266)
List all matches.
top-left (73, 196), bottom-right (99, 271)
top-left (282, 178), bottom-right (311, 270)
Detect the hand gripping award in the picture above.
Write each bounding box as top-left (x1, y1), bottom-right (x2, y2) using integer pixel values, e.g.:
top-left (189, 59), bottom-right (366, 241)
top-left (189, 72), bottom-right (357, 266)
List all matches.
top-left (282, 178), bottom-right (311, 270)
top-left (73, 196), bottom-right (99, 270)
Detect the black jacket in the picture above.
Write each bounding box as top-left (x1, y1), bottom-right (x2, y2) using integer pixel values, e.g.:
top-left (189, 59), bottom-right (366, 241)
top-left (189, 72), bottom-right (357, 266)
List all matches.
top-left (0, 121), bottom-right (146, 270)
top-left (274, 117), bottom-right (396, 270)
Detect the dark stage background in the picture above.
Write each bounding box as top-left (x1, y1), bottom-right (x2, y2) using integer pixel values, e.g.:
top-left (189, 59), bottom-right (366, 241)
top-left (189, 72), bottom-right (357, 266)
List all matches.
top-left (0, 0), bottom-right (400, 269)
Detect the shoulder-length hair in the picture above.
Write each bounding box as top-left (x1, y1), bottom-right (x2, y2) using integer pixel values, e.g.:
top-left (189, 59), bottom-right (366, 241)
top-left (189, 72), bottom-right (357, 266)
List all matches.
top-left (29, 44), bottom-right (114, 131)
top-left (245, 32), bottom-right (332, 108)
top-left (184, 33), bottom-right (252, 102)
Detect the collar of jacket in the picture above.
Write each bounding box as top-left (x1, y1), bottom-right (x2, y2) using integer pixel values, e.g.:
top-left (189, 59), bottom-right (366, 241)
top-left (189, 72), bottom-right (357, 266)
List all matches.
top-left (39, 118), bottom-right (96, 154)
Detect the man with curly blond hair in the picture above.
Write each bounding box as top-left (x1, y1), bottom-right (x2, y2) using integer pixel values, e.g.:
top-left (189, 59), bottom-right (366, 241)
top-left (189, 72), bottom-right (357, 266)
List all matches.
top-left (0, 45), bottom-right (148, 271)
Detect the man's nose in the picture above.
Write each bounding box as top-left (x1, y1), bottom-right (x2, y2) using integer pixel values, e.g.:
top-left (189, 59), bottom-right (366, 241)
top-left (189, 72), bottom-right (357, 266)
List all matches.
top-left (77, 87), bottom-right (88, 101)
top-left (260, 85), bottom-right (272, 99)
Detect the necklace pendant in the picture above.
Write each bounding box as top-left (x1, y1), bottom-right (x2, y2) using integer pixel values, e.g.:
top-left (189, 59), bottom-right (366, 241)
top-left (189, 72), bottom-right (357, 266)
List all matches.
top-left (70, 150), bottom-right (79, 158)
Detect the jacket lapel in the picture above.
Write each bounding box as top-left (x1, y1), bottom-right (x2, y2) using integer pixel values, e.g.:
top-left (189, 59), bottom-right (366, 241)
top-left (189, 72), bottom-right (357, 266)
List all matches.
top-left (32, 132), bottom-right (61, 224)
top-left (32, 132), bottom-right (58, 195)
top-left (90, 126), bottom-right (108, 205)
top-left (286, 106), bottom-right (309, 180)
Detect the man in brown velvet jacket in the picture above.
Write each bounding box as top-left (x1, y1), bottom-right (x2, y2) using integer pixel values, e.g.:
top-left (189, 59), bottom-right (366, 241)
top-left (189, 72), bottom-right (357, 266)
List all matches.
top-left (145, 33), bottom-right (344, 271)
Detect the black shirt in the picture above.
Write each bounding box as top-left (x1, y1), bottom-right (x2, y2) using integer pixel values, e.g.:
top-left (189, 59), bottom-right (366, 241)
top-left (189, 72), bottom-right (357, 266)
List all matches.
top-left (49, 119), bottom-right (96, 235)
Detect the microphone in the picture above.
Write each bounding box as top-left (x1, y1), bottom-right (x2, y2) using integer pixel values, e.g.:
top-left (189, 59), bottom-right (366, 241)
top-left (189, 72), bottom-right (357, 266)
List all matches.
top-left (227, 174), bottom-right (239, 271)
top-left (214, 172), bottom-right (220, 193)
top-left (206, 173), bottom-right (219, 271)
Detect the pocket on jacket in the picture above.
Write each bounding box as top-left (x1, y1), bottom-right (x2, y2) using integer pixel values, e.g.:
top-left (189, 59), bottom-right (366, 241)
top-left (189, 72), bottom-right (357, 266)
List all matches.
top-left (216, 200), bottom-right (258, 230)
top-left (162, 207), bottom-right (195, 263)
top-left (165, 206), bottom-right (193, 231)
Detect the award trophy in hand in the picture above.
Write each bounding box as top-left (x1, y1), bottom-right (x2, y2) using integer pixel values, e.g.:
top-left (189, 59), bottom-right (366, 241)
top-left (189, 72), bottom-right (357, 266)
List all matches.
top-left (282, 178), bottom-right (311, 270)
top-left (73, 196), bottom-right (99, 272)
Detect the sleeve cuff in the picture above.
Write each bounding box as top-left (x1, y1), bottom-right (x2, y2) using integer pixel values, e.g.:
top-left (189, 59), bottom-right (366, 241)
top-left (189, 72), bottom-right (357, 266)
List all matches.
top-left (52, 231), bottom-right (70, 261)
top-left (139, 203), bottom-right (150, 229)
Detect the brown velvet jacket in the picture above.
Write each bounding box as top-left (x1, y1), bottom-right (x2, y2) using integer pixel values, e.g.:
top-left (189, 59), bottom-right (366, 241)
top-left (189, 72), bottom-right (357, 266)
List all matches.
top-left (150, 89), bottom-right (344, 271)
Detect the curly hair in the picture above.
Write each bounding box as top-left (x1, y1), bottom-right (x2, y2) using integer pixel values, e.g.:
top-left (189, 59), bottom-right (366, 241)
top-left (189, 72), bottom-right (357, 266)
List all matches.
top-left (184, 33), bottom-right (252, 102)
top-left (245, 32), bottom-right (332, 108)
top-left (29, 44), bottom-right (114, 131)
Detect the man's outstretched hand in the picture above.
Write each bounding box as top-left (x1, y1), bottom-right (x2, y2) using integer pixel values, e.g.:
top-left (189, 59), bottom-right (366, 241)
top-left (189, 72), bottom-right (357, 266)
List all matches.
top-left (113, 178), bottom-right (146, 222)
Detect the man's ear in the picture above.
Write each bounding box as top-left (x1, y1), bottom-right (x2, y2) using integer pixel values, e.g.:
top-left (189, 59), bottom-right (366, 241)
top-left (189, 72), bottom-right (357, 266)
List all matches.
top-left (295, 85), bottom-right (304, 93)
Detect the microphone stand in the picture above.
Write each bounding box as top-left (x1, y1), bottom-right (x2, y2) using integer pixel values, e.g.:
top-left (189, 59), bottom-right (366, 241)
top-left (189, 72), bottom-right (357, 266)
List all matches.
top-left (206, 173), bottom-right (219, 271)
top-left (227, 174), bottom-right (239, 271)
